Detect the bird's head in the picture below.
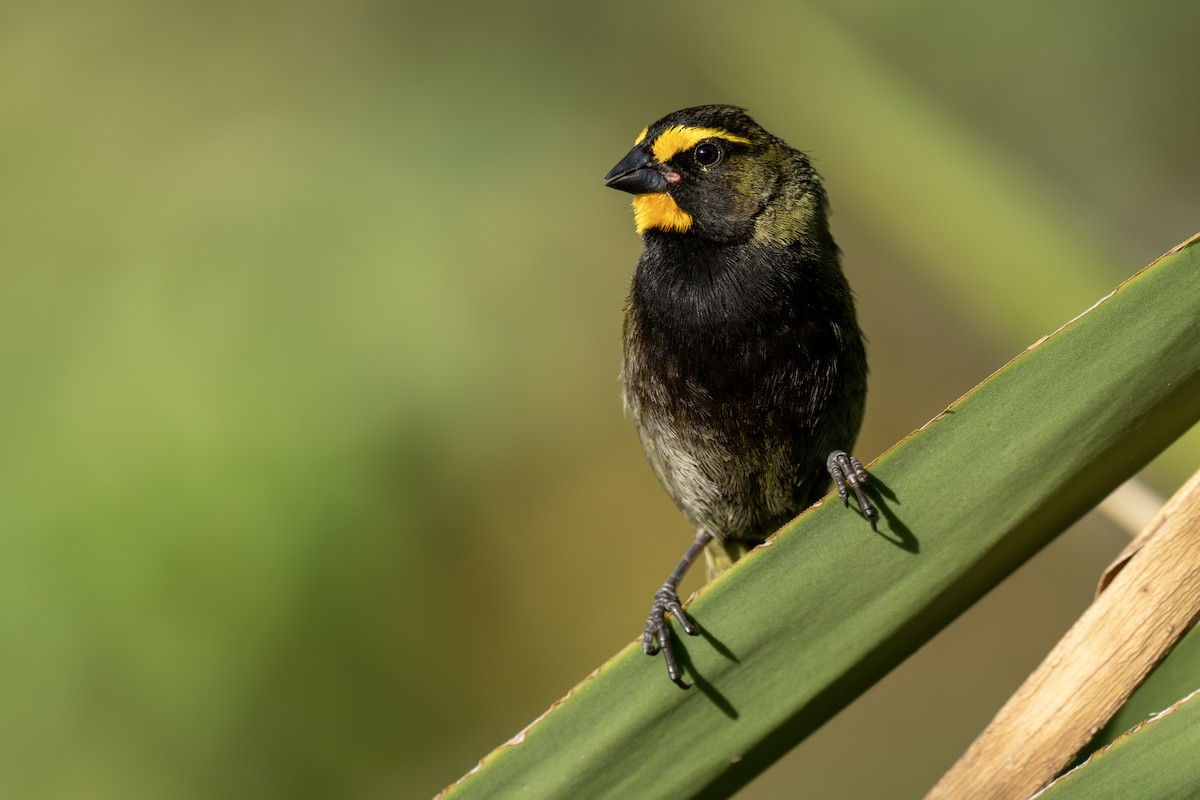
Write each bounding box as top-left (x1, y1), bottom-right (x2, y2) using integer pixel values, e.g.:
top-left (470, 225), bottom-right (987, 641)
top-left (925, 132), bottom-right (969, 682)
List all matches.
top-left (604, 105), bottom-right (827, 246)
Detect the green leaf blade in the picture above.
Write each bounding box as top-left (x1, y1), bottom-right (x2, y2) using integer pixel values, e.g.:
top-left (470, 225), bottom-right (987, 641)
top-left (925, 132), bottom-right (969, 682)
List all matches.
top-left (1037, 690), bottom-right (1200, 800)
top-left (441, 236), bottom-right (1200, 800)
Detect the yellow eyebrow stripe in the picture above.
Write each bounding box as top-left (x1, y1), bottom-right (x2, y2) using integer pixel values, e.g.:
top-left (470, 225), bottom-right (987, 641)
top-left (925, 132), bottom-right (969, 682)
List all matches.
top-left (650, 126), bottom-right (751, 162)
top-left (633, 127), bottom-right (649, 145)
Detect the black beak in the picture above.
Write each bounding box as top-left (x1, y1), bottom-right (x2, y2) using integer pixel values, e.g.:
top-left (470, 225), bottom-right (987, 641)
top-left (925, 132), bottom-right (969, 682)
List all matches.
top-left (604, 146), bottom-right (669, 195)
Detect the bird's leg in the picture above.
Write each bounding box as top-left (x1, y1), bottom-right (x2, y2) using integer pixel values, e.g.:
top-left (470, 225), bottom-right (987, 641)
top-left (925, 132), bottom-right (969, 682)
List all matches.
top-left (643, 527), bottom-right (712, 689)
top-left (826, 450), bottom-right (877, 530)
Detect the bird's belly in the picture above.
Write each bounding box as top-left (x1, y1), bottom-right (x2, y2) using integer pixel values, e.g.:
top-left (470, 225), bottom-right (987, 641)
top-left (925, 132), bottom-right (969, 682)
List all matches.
top-left (632, 401), bottom-right (801, 542)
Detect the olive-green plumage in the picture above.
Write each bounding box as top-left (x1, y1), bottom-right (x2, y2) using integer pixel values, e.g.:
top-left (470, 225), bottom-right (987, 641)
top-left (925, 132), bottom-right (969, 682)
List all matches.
top-left (605, 105), bottom-right (875, 687)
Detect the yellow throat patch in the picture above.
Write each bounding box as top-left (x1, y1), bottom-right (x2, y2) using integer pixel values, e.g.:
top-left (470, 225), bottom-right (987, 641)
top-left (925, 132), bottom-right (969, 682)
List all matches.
top-left (633, 194), bottom-right (692, 234)
top-left (631, 125), bottom-right (752, 234)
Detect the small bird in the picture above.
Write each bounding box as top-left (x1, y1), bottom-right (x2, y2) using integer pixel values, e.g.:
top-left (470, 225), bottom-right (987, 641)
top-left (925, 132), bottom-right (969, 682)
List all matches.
top-left (604, 105), bottom-right (876, 688)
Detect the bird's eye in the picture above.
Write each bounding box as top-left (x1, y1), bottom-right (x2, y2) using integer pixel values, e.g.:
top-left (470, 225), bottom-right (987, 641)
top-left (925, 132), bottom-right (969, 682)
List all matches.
top-left (694, 142), bottom-right (722, 167)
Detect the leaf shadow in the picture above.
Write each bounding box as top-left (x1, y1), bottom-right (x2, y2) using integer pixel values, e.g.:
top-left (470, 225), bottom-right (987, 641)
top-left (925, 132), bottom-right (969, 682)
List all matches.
top-left (865, 475), bottom-right (918, 553)
top-left (673, 621), bottom-right (740, 719)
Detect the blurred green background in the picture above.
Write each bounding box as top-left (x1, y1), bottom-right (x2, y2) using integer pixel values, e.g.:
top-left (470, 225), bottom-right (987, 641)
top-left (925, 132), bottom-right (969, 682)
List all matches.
top-left (2, 1), bottom-right (1197, 798)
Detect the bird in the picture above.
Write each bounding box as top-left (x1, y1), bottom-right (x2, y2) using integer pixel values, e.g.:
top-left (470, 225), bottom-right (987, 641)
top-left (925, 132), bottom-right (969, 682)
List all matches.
top-left (603, 105), bottom-right (876, 688)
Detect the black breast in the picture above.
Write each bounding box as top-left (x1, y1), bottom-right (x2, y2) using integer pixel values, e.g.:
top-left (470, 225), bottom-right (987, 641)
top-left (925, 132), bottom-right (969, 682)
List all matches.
top-left (622, 232), bottom-right (866, 539)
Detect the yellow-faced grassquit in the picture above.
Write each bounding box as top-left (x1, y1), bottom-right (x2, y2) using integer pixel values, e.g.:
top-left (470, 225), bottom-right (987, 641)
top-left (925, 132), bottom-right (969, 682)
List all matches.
top-left (604, 105), bottom-right (876, 688)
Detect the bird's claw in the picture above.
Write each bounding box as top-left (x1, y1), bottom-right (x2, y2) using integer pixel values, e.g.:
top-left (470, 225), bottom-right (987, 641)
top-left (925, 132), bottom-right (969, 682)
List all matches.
top-left (827, 450), bottom-right (877, 531)
top-left (642, 584), bottom-right (698, 689)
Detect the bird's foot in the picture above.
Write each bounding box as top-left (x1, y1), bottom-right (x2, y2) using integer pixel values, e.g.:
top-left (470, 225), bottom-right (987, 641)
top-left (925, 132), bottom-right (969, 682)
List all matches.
top-left (642, 583), bottom-right (698, 689)
top-left (827, 450), bottom-right (877, 530)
